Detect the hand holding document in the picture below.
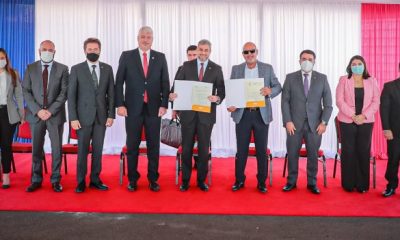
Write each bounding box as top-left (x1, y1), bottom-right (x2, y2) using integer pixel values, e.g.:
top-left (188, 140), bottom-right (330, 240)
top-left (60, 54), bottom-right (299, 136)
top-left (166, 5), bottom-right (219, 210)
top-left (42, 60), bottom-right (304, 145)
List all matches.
top-left (172, 80), bottom-right (213, 113)
top-left (225, 78), bottom-right (266, 108)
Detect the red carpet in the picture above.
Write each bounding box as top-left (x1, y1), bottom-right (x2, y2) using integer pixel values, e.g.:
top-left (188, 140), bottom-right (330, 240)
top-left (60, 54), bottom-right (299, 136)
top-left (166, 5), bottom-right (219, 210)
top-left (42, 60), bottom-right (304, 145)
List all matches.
top-left (1, 153), bottom-right (399, 217)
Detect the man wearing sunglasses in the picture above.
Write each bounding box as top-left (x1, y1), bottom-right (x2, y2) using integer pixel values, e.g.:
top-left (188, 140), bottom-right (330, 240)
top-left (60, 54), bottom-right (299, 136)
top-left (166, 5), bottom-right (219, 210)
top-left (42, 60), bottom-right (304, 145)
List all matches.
top-left (228, 42), bottom-right (282, 193)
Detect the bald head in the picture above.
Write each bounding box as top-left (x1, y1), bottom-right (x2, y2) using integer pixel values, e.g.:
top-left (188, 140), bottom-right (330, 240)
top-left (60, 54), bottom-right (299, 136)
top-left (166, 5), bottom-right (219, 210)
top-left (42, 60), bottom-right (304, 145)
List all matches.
top-left (242, 42), bottom-right (258, 67)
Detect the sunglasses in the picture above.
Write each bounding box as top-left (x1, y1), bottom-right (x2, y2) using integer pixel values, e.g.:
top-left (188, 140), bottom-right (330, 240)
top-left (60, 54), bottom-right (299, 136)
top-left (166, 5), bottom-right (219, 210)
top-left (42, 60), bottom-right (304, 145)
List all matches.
top-left (242, 49), bottom-right (256, 55)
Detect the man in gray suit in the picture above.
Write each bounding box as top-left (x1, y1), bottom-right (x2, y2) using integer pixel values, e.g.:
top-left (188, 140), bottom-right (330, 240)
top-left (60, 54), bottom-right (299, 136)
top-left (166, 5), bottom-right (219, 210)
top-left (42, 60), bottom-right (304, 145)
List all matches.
top-left (23, 40), bottom-right (69, 192)
top-left (68, 38), bottom-right (115, 193)
top-left (228, 42), bottom-right (281, 193)
top-left (281, 49), bottom-right (332, 194)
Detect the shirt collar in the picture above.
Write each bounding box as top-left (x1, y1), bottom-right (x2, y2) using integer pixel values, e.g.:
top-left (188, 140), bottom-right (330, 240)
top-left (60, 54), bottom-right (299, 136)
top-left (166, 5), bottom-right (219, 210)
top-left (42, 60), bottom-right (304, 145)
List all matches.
top-left (301, 70), bottom-right (312, 78)
top-left (197, 58), bottom-right (209, 66)
top-left (245, 63), bottom-right (258, 71)
top-left (41, 60), bottom-right (53, 68)
top-left (139, 48), bottom-right (150, 56)
top-left (87, 60), bottom-right (100, 68)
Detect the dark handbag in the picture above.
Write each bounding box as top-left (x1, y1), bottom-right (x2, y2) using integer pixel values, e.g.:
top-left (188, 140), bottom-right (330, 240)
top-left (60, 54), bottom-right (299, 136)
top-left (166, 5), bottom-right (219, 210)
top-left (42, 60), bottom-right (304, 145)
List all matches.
top-left (160, 117), bottom-right (182, 148)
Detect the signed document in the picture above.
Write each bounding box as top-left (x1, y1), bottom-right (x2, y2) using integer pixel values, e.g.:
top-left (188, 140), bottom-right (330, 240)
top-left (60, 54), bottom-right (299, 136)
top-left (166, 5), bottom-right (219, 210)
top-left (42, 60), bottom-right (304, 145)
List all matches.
top-left (225, 78), bottom-right (265, 108)
top-left (172, 80), bottom-right (213, 113)
top-left (245, 79), bottom-right (265, 108)
top-left (191, 82), bottom-right (213, 113)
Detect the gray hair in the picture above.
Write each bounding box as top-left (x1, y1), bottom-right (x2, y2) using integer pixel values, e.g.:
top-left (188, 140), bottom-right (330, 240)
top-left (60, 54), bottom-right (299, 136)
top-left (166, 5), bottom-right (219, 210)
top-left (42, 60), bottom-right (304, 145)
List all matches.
top-left (39, 40), bottom-right (55, 49)
top-left (137, 26), bottom-right (153, 36)
top-left (198, 39), bottom-right (212, 49)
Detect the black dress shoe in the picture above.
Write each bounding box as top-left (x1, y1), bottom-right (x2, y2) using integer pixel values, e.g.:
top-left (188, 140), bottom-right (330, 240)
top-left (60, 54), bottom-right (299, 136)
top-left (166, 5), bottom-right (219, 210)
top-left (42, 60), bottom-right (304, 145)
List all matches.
top-left (89, 182), bottom-right (109, 191)
top-left (307, 185), bottom-right (320, 194)
top-left (257, 183), bottom-right (267, 193)
top-left (26, 182), bottom-right (42, 192)
top-left (149, 181), bottom-right (160, 192)
top-left (180, 182), bottom-right (190, 192)
top-left (232, 181), bottom-right (245, 191)
top-left (197, 182), bottom-right (209, 192)
top-left (52, 182), bottom-right (63, 192)
top-left (127, 181), bottom-right (137, 192)
top-left (2, 184), bottom-right (10, 189)
top-left (282, 183), bottom-right (296, 192)
top-left (75, 182), bottom-right (86, 193)
top-left (356, 188), bottom-right (368, 193)
top-left (383, 188), bottom-right (395, 197)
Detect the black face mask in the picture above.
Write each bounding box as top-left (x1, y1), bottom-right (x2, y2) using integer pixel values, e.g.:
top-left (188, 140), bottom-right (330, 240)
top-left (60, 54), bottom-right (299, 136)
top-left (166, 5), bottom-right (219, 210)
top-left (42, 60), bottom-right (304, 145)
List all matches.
top-left (87, 53), bottom-right (100, 62)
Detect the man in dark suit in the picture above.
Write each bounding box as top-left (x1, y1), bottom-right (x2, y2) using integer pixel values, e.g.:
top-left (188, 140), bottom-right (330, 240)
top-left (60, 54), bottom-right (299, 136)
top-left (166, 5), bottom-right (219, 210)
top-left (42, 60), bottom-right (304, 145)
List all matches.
top-left (174, 45), bottom-right (198, 80)
top-left (171, 45), bottom-right (198, 168)
top-left (380, 63), bottom-right (400, 197)
top-left (169, 39), bottom-right (225, 192)
top-left (281, 49), bottom-right (332, 194)
top-left (115, 26), bottom-right (170, 192)
top-left (172, 45), bottom-right (198, 121)
top-left (228, 42), bottom-right (282, 193)
top-left (68, 38), bottom-right (115, 193)
top-left (22, 40), bottom-right (69, 192)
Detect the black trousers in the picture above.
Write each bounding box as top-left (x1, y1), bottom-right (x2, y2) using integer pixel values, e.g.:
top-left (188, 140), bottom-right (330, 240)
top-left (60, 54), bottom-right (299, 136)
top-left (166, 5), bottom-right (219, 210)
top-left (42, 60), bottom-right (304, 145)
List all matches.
top-left (0, 107), bottom-right (17, 174)
top-left (181, 113), bottom-right (213, 184)
top-left (339, 122), bottom-right (373, 191)
top-left (235, 110), bottom-right (269, 184)
top-left (125, 104), bottom-right (161, 183)
top-left (76, 118), bottom-right (106, 185)
top-left (385, 138), bottom-right (400, 189)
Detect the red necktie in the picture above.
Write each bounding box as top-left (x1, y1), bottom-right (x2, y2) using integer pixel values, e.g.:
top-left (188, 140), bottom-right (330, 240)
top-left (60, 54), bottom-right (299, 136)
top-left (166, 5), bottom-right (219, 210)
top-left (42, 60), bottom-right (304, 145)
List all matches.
top-left (199, 63), bottom-right (204, 81)
top-left (143, 52), bottom-right (148, 103)
top-left (42, 65), bottom-right (49, 109)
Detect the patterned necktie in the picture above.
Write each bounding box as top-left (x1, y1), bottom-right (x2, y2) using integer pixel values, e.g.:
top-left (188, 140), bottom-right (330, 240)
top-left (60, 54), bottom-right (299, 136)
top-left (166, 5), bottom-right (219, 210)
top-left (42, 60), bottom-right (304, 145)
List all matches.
top-left (42, 65), bottom-right (49, 108)
top-left (92, 65), bottom-right (98, 90)
top-left (199, 62), bottom-right (204, 81)
top-left (303, 73), bottom-right (309, 96)
top-left (143, 52), bottom-right (148, 103)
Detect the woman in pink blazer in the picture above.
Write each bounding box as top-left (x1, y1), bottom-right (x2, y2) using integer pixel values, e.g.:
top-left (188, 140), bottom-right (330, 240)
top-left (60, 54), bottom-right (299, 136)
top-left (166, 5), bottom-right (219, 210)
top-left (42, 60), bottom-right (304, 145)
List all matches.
top-left (336, 55), bottom-right (380, 193)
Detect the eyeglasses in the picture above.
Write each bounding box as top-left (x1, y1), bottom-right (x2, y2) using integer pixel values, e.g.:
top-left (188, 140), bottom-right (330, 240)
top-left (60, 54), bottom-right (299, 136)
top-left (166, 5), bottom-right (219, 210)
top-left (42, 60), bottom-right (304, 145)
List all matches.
top-left (242, 49), bottom-right (256, 55)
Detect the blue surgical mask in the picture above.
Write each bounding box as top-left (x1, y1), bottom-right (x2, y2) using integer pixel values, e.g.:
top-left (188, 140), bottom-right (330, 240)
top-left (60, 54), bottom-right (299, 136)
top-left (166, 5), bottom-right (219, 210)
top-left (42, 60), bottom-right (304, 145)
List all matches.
top-left (351, 65), bottom-right (364, 75)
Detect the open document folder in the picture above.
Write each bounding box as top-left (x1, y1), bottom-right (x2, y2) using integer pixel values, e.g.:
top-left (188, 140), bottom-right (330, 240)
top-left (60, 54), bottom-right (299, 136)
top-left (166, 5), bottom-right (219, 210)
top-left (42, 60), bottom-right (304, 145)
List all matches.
top-left (172, 80), bottom-right (213, 113)
top-left (225, 78), bottom-right (266, 108)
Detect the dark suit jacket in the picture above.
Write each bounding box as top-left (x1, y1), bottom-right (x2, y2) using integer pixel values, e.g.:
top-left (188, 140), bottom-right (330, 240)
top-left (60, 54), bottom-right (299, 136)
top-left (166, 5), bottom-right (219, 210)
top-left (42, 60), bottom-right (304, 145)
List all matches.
top-left (380, 78), bottom-right (400, 138)
top-left (68, 61), bottom-right (115, 126)
top-left (22, 61), bottom-right (69, 124)
top-left (174, 65), bottom-right (183, 81)
top-left (115, 48), bottom-right (170, 117)
top-left (281, 70), bottom-right (333, 133)
top-left (175, 59), bottom-right (225, 125)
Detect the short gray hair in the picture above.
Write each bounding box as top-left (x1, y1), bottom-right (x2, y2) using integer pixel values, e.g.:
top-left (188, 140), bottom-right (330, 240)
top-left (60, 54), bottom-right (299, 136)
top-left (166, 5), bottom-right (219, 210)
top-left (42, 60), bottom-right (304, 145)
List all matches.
top-left (39, 40), bottom-right (55, 49)
top-left (138, 26), bottom-right (153, 36)
top-left (198, 39), bottom-right (212, 49)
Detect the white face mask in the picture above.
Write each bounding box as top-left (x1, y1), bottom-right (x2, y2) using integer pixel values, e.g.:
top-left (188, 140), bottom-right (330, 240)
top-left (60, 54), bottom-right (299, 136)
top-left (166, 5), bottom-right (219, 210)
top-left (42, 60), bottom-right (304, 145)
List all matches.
top-left (0, 59), bottom-right (6, 69)
top-left (300, 60), bottom-right (314, 73)
top-left (40, 51), bottom-right (54, 63)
